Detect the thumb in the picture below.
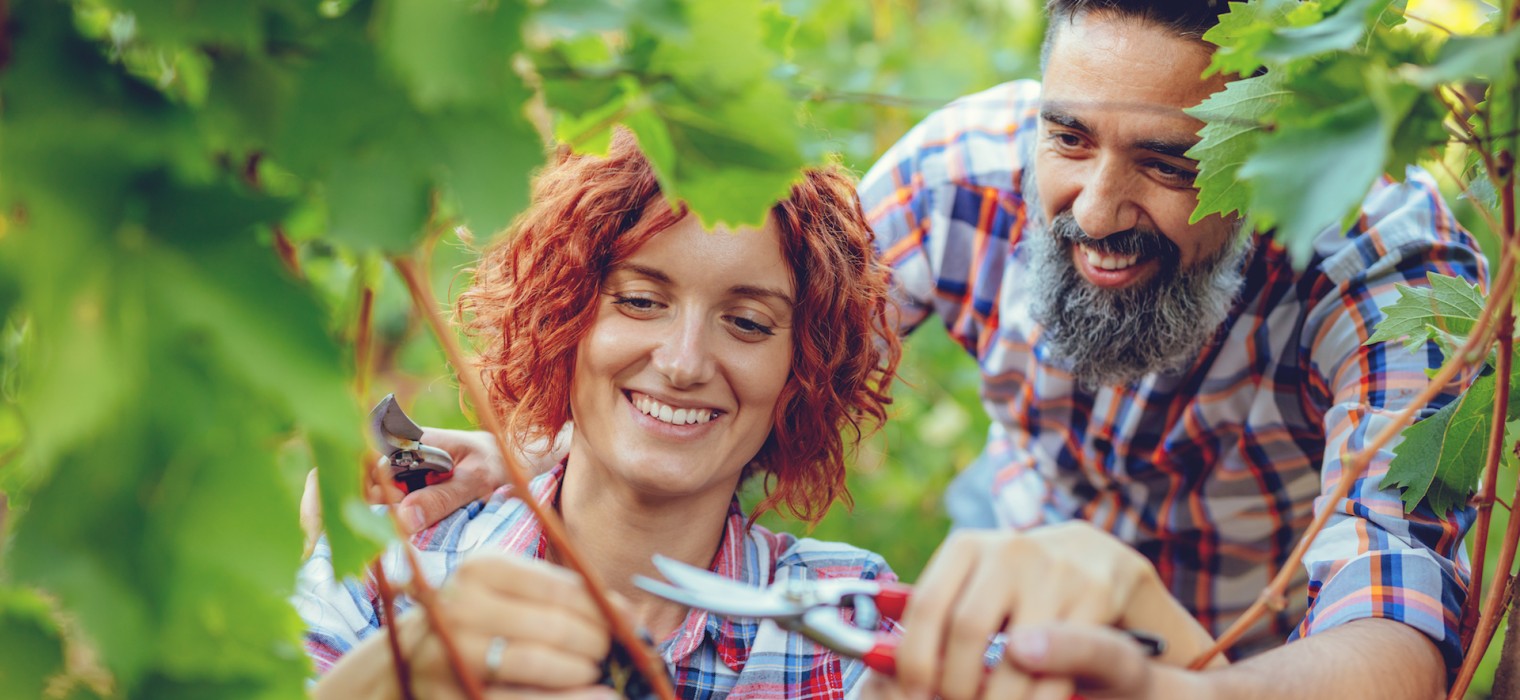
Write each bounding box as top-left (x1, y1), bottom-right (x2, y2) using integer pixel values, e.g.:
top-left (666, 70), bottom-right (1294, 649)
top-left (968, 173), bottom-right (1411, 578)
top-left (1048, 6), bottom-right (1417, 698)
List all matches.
top-left (1004, 624), bottom-right (1151, 694)
top-left (397, 477), bottom-right (481, 533)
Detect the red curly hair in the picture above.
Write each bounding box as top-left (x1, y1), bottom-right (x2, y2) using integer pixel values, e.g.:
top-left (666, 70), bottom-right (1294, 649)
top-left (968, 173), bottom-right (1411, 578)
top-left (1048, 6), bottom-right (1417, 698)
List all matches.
top-left (459, 130), bottom-right (900, 523)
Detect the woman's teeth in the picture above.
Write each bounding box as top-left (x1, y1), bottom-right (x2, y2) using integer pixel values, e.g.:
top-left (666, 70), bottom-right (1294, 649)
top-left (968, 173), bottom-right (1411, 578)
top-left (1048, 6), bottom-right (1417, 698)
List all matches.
top-left (633, 394), bottom-right (716, 425)
top-left (1080, 244), bottom-right (1140, 271)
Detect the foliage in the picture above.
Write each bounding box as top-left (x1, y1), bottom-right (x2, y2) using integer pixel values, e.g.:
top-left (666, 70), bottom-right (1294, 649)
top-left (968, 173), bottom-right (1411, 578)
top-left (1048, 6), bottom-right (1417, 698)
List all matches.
top-left (0, 0), bottom-right (1033, 697)
top-left (1189, 0), bottom-right (1517, 695)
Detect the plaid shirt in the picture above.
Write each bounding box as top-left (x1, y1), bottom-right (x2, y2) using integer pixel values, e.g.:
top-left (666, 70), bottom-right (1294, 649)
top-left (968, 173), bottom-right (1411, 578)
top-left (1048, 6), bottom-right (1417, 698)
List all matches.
top-left (859, 80), bottom-right (1482, 667)
top-left (295, 466), bottom-right (899, 699)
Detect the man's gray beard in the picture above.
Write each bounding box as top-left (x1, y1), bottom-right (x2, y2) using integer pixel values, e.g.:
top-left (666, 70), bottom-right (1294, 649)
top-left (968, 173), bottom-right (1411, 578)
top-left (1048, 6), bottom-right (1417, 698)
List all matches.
top-left (1022, 178), bottom-right (1250, 388)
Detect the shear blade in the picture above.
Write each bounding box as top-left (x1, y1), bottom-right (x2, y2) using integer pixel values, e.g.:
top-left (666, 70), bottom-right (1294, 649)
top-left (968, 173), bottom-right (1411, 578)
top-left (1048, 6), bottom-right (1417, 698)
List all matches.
top-left (369, 393), bottom-right (425, 447)
top-left (639, 557), bottom-right (801, 618)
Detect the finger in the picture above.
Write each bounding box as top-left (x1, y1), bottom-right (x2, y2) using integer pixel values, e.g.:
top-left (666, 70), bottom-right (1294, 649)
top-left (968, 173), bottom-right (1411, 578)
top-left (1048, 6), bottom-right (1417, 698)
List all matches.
top-left (895, 532), bottom-right (986, 695)
top-left (487, 686), bottom-right (620, 700)
top-left (937, 539), bottom-right (1035, 699)
top-left (484, 640), bottom-right (604, 689)
top-left (456, 555), bottom-right (614, 634)
top-left (398, 474), bottom-right (488, 532)
top-left (1004, 625), bottom-right (1151, 694)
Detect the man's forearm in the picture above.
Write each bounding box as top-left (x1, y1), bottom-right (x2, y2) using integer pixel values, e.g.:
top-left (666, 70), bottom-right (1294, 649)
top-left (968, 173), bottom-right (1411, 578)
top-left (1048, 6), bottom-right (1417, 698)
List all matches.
top-left (1191, 618), bottom-right (1445, 700)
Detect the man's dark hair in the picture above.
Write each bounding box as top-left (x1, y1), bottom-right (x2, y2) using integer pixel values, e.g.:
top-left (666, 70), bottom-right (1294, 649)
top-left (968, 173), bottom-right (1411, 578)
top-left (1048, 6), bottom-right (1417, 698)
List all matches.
top-left (1041, 0), bottom-right (1235, 66)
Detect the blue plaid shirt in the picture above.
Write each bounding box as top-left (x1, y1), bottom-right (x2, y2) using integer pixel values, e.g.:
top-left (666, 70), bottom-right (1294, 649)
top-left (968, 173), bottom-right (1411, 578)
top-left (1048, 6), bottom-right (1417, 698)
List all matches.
top-left (295, 466), bottom-right (899, 698)
top-left (859, 80), bottom-right (1483, 667)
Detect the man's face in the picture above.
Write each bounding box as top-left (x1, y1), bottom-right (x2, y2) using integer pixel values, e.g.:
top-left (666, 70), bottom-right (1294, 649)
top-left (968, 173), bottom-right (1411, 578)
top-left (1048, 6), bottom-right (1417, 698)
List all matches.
top-left (1028, 11), bottom-right (1249, 386)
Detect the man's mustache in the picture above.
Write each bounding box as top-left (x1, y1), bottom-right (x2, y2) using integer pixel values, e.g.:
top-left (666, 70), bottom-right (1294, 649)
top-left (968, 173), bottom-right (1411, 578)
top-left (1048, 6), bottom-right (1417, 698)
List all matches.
top-left (1047, 212), bottom-right (1179, 261)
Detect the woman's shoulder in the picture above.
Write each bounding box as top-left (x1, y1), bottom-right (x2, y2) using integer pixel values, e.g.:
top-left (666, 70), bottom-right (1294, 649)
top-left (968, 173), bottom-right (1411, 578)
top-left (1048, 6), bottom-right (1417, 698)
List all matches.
top-left (750, 524), bottom-right (898, 584)
top-left (407, 469), bottom-right (559, 553)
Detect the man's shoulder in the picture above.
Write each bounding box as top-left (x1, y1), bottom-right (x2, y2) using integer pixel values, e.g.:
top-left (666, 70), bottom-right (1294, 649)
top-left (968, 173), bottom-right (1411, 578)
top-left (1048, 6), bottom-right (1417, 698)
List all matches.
top-left (1299, 166), bottom-right (1482, 287)
top-left (863, 79), bottom-right (1042, 195)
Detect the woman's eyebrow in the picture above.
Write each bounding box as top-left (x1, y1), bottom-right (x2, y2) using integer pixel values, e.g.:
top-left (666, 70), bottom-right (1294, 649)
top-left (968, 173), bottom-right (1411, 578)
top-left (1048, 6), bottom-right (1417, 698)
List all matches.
top-left (730, 284), bottom-right (794, 307)
top-left (609, 262), bottom-right (671, 283)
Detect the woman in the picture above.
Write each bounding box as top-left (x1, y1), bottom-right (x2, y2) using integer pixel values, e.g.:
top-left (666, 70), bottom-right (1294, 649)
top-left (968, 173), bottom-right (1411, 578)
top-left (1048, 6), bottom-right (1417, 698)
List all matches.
top-left (294, 130), bottom-right (903, 699)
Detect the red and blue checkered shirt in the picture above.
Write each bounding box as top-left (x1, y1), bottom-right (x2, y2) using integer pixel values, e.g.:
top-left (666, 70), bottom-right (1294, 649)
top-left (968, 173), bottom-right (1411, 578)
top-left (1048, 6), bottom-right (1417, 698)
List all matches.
top-left (859, 80), bottom-right (1483, 667)
top-left (295, 466), bottom-right (899, 698)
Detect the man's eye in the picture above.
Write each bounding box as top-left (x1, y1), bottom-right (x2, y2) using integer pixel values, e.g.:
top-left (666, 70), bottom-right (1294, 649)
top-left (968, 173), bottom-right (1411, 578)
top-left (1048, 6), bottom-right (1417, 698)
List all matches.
top-left (1050, 132), bottom-right (1082, 148)
top-left (1151, 161), bottom-right (1197, 185)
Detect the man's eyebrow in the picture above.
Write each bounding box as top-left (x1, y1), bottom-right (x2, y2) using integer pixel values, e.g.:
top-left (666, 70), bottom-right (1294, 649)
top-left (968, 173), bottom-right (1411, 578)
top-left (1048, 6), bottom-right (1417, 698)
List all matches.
top-left (1133, 137), bottom-right (1200, 160)
top-left (1039, 107), bottom-right (1089, 133)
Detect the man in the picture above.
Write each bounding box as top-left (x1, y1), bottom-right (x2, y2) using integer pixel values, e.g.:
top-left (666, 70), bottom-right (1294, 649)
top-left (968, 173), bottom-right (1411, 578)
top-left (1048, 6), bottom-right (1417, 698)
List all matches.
top-left (332, 1), bottom-right (1481, 697)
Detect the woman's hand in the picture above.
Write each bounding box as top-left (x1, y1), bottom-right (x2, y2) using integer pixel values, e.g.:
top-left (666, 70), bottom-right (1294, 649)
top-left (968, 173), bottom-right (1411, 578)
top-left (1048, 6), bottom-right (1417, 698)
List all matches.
top-left (313, 554), bottom-right (618, 700)
top-left (889, 523), bottom-right (1218, 700)
top-left (300, 425), bottom-right (570, 552)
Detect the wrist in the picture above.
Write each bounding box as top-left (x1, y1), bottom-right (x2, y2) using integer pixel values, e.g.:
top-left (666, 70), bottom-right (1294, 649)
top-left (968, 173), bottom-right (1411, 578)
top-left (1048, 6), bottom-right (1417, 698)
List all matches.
top-left (1148, 663), bottom-right (1215, 700)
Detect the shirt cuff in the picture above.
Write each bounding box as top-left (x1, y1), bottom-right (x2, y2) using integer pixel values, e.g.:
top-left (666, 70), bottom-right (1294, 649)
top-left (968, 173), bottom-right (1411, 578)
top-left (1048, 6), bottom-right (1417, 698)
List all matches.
top-left (1291, 548), bottom-right (1467, 671)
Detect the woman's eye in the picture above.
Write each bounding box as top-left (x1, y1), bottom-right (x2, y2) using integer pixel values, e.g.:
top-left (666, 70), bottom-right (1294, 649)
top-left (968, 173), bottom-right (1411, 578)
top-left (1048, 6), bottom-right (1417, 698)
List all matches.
top-left (730, 316), bottom-right (775, 337)
top-left (610, 294), bottom-right (662, 313)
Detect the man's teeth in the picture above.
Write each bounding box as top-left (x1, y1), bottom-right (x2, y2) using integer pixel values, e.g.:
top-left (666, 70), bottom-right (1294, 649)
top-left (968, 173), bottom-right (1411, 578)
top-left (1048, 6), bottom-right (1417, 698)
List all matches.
top-left (1081, 245), bottom-right (1140, 271)
top-left (633, 394), bottom-right (716, 425)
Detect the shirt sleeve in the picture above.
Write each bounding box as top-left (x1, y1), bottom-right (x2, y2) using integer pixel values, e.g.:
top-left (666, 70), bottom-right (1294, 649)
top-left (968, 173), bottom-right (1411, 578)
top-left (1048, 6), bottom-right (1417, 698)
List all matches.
top-left (857, 80), bottom-right (1042, 346)
top-left (291, 536), bottom-right (383, 677)
top-left (1292, 168), bottom-right (1484, 672)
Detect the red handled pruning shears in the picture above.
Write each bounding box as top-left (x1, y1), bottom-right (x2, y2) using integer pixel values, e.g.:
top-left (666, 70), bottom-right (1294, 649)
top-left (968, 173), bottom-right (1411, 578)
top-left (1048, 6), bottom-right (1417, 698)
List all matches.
top-left (635, 554), bottom-right (1164, 678)
top-left (367, 393), bottom-right (455, 494)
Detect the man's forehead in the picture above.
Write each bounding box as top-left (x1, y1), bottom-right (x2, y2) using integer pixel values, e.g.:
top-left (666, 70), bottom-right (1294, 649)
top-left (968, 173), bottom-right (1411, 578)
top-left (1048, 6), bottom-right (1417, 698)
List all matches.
top-left (1041, 13), bottom-right (1228, 123)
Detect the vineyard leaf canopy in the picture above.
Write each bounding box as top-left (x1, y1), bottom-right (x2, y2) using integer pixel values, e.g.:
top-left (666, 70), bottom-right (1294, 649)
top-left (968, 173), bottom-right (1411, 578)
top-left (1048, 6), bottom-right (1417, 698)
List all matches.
top-left (1185, 74), bottom-right (1286, 223)
top-left (1364, 272), bottom-right (1486, 355)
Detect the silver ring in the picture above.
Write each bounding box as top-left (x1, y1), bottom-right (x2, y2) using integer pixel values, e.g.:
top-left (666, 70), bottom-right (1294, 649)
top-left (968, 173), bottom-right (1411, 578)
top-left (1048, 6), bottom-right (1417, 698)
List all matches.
top-left (484, 636), bottom-right (507, 682)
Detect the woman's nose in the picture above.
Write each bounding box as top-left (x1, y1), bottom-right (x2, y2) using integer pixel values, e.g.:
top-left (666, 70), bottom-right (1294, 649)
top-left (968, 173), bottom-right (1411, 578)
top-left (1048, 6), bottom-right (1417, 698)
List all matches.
top-left (650, 316), bottom-right (716, 389)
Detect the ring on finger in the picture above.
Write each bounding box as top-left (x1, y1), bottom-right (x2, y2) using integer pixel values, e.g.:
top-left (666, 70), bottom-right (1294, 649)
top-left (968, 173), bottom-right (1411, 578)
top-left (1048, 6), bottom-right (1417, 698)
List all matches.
top-left (484, 636), bottom-right (508, 682)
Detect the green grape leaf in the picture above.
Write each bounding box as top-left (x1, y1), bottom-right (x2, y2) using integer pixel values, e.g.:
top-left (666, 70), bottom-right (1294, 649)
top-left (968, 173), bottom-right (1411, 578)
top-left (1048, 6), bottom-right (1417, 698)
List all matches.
top-left (1404, 29), bottom-right (1520, 87)
top-left (1187, 74), bottom-right (1287, 222)
top-left (1202, 0), bottom-right (1299, 77)
top-left (325, 146), bottom-right (433, 252)
top-left (1364, 273), bottom-right (1485, 355)
top-left (0, 587), bottom-right (67, 699)
top-left (433, 111), bottom-right (543, 239)
top-left (379, 0), bottom-right (526, 111)
top-left (1260, 0), bottom-right (1394, 64)
top-left (1238, 97), bottom-right (1386, 265)
top-left (1385, 372), bottom-right (1493, 514)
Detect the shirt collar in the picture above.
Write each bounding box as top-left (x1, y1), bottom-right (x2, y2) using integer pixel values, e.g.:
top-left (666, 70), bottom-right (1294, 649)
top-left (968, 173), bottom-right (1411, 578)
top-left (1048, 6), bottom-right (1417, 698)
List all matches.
top-left (500, 464), bottom-right (765, 670)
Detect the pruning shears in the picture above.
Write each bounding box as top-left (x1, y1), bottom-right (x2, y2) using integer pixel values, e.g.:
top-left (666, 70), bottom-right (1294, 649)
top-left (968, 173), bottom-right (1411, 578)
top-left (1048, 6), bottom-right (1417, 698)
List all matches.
top-left (367, 393), bottom-right (455, 494)
top-left (634, 555), bottom-right (1165, 678)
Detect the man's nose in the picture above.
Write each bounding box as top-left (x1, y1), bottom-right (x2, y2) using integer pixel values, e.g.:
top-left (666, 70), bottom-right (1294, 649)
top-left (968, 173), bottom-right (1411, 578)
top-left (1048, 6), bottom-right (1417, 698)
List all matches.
top-left (1071, 158), bottom-right (1142, 239)
top-left (650, 315), bottom-right (717, 389)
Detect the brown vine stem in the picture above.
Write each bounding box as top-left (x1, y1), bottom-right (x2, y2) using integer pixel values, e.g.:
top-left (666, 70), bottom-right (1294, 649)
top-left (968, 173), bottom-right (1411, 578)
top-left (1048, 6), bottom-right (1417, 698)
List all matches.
top-left (1450, 150), bottom-right (1518, 700)
top-left (355, 284), bottom-right (375, 398)
top-left (371, 561), bottom-right (416, 700)
top-left (1460, 289), bottom-right (1515, 648)
top-left (393, 257), bottom-right (677, 700)
top-left (1189, 257), bottom-right (1518, 670)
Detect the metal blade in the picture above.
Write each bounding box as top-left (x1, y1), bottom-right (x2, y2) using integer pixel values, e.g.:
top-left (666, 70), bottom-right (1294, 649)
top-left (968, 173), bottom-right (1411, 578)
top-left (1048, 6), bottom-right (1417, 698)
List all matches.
top-left (639, 556), bottom-right (802, 618)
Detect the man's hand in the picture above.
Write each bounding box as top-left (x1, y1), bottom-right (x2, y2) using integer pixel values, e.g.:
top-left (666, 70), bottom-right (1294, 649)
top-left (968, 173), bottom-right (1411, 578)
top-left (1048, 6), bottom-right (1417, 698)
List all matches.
top-left (891, 524), bottom-right (1205, 700)
top-left (862, 623), bottom-right (1205, 700)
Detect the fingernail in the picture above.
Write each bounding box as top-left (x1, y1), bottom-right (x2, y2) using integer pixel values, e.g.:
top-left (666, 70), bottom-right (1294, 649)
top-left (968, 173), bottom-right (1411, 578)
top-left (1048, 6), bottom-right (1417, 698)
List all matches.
top-left (402, 506), bottom-right (426, 531)
top-left (1010, 628), bottom-right (1049, 665)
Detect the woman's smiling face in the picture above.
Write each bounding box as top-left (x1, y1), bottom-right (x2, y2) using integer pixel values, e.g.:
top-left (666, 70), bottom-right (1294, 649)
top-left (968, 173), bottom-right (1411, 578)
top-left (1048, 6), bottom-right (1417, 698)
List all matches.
top-left (566, 214), bottom-right (795, 504)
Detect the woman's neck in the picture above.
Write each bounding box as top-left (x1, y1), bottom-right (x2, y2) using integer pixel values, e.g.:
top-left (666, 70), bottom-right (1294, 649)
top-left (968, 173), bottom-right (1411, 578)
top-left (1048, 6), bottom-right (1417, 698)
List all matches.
top-left (554, 458), bottom-right (739, 641)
